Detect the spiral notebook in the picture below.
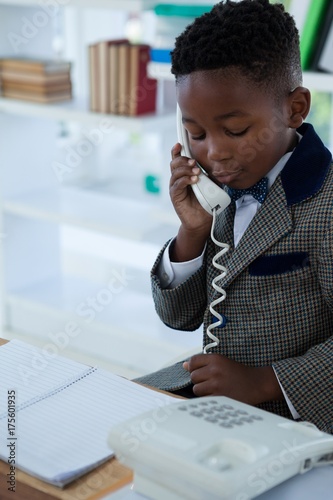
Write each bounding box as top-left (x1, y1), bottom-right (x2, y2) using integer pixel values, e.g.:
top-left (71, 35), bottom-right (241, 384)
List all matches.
top-left (0, 339), bottom-right (176, 487)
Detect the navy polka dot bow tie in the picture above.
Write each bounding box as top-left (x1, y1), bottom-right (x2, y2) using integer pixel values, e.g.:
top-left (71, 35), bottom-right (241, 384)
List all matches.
top-left (227, 177), bottom-right (269, 204)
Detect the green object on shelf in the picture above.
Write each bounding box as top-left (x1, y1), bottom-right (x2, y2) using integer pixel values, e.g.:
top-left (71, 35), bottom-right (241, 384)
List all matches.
top-left (300, 0), bottom-right (330, 70)
top-left (145, 174), bottom-right (161, 194)
top-left (154, 3), bottom-right (213, 17)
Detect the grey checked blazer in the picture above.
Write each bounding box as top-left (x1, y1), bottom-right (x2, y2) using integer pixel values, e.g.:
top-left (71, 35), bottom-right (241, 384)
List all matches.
top-left (150, 123), bottom-right (333, 434)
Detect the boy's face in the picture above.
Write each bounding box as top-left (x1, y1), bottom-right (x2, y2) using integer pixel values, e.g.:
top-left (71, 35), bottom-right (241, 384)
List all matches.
top-left (177, 69), bottom-right (297, 189)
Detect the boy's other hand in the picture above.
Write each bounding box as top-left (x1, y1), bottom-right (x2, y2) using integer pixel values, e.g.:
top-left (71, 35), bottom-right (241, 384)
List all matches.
top-left (183, 354), bottom-right (283, 406)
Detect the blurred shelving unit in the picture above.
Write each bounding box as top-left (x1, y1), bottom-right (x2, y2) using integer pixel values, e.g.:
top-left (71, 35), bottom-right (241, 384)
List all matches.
top-left (0, 0), bottom-right (203, 378)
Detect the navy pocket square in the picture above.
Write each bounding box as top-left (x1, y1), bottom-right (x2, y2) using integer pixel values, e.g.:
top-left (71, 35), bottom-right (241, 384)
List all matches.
top-left (249, 252), bottom-right (310, 276)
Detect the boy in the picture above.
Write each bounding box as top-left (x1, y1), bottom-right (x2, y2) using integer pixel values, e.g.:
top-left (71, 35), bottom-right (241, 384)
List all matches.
top-left (137, 0), bottom-right (333, 433)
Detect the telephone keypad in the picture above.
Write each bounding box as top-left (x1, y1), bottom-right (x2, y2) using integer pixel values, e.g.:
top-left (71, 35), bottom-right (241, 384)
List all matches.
top-left (178, 399), bottom-right (263, 429)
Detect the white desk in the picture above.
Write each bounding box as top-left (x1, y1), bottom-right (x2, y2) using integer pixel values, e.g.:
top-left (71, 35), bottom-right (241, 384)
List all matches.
top-left (102, 465), bottom-right (333, 499)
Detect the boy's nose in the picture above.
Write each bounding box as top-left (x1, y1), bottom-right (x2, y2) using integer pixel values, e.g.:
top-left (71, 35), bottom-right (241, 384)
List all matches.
top-left (207, 136), bottom-right (230, 162)
top-left (206, 138), bottom-right (230, 162)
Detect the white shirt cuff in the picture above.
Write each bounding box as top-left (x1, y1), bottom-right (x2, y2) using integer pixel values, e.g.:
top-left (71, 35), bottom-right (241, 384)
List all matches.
top-left (156, 238), bottom-right (205, 289)
top-left (273, 366), bottom-right (301, 419)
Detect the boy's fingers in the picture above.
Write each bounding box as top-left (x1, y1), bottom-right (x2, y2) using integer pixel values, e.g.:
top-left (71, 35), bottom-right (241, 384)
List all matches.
top-left (171, 142), bottom-right (183, 159)
top-left (183, 355), bottom-right (200, 372)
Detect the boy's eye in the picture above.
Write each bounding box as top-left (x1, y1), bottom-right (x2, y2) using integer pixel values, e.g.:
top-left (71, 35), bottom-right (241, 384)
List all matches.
top-left (190, 133), bottom-right (206, 141)
top-left (227, 127), bottom-right (249, 137)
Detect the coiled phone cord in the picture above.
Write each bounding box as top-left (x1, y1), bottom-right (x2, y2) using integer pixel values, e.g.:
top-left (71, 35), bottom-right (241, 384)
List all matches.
top-left (203, 208), bottom-right (229, 354)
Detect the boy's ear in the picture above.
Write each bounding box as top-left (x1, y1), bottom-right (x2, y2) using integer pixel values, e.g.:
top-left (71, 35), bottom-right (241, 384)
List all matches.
top-left (287, 87), bottom-right (311, 128)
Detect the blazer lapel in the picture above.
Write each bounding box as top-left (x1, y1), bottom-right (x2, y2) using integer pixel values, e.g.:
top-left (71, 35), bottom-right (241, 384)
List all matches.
top-left (223, 177), bottom-right (293, 286)
top-left (211, 123), bottom-right (331, 289)
top-left (214, 199), bottom-right (235, 251)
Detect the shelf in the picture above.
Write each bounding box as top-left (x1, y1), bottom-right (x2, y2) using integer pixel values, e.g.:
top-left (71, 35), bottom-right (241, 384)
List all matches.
top-left (6, 274), bottom-right (201, 375)
top-left (0, 0), bottom-right (158, 10)
top-left (148, 64), bottom-right (333, 93)
top-left (2, 74), bottom-right (331, 128)
top-left (303, 72), bottom-right (333, 93)
top-left (0, 0), bottom-right (215, 8)
top-left (2, 185), bottom-right (179, 243)
top-left (0, 96), bottom-right (175, 131)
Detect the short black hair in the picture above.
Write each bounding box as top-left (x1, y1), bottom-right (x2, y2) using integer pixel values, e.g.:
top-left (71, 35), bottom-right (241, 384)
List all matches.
top-left (171, 0), bottom-right (302, 99)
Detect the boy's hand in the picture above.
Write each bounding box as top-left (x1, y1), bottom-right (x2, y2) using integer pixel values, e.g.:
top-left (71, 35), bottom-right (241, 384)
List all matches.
top-left (183, 354), bottom-right (283, 405)
top-left (169, 143), bottom-right (213, 262)
top-left (170, 143), bottom-right (212, 231)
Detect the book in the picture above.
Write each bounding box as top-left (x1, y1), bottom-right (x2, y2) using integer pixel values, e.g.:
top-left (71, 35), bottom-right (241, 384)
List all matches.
top-left (97, 40), bottom-right (110, 114)
top-left (0, 57), bottom-right (73, 104)
top-left (2, 88), bottom-right (72, 103)
top-left (87, 40), bottom-right (157, 116)
top-left (299, 0), bottom-right (330, 70)
top-left (88, 43), bottom-right (99, 112)
top-left (0, 57), bottom-right (71, 75)
top-left (1, 81), bottom-right (72, 94)
top-left (310, 0), bottom-right (333, 72)
top-left (0, 69), bottom-right (71, 85)
top-left (117, 42), bottom-right (131, 115)
top-left (150, 47), bottom-right (172, 63)
top-left (128, 44), bottom-right (157, 116)
top-left (102, 39), bottom-right (130, 114)
top-left (154, 3), bottom-right (212, 17)
top-left (0, 339), bottom-right (177, 487)
top-left (88, 39), bottom-right (129, 114)
top-left (109, 39), bottom-right (129, 114)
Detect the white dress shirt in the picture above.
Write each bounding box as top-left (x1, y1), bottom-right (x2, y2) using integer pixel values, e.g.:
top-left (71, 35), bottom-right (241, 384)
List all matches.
top-left (156, 141), bottom-right (301, 419)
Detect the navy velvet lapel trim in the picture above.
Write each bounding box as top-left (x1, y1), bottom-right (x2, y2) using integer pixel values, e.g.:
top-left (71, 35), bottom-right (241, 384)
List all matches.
top-left (281, 123), bottom-right (332, 206)
top-left (249, 252), bottom-right (310, 277)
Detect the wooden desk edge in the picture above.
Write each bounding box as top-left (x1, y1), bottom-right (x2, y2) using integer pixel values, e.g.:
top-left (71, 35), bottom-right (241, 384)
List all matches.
top-left (0, 459), bottom-right (133, 500)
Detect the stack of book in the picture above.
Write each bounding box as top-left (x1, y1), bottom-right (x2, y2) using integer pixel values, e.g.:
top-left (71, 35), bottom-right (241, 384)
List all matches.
top-left (0, 57), bottom-right (72, 103)
top-left (151, 4), bottom-right (212, 65)
top-left (88, 39), bottom-right (157, 116)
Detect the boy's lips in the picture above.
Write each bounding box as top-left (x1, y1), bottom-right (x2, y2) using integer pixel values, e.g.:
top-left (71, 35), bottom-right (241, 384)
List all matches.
top-left (213, 170), bottom-right (242, 185)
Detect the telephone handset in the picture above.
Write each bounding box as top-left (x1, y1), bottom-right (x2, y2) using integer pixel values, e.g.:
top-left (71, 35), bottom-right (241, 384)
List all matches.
top-left (176, 104), bottom-right (231, 214)
top-left (177, 104), bottom-right (231, 354)
top-left (176, 104), bottom-right (230, 353)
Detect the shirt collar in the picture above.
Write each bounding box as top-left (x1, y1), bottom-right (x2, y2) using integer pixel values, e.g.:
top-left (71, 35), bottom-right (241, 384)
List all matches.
top-left (235, 132), bottom-right (302, 208)
top-left (267, 132), bottom-right (302, 189)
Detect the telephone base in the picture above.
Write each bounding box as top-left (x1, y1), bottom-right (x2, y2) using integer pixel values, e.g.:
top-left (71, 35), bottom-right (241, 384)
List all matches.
top-left (134, 471), bottom-right (219, 500)
top-left (109, 397), bottom-right (333, 500)
top-left (135, 472), bottom-right (183, 500)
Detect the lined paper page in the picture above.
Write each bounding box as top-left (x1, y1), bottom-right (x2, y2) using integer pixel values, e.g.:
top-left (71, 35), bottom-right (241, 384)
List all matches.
top-left (0, 339), bottom-right (90, 418)
top-left (0, 340), bottom-right (177, 486)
